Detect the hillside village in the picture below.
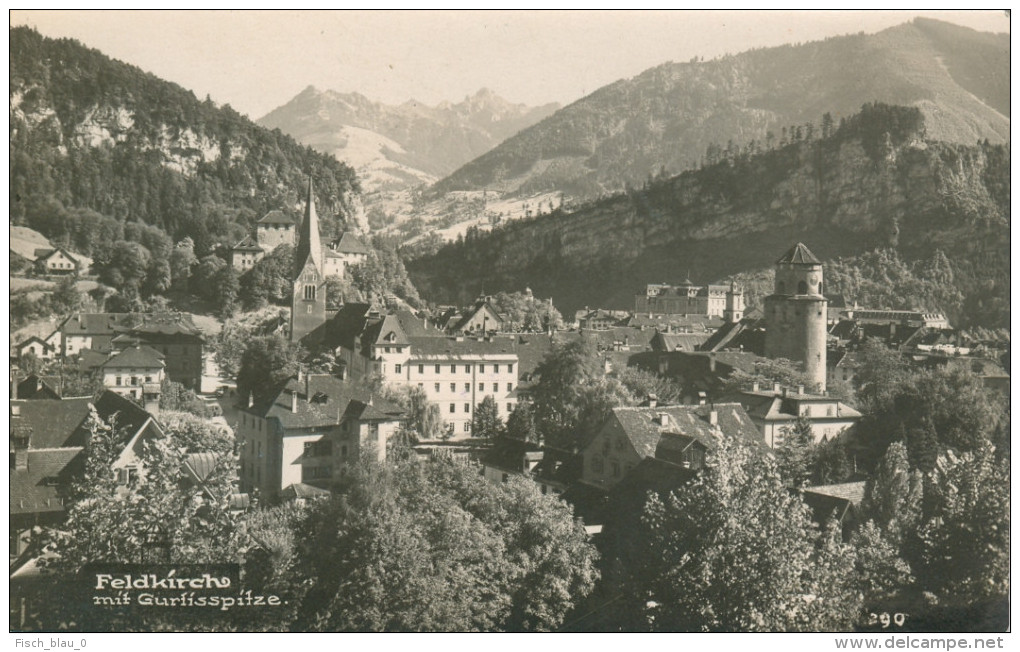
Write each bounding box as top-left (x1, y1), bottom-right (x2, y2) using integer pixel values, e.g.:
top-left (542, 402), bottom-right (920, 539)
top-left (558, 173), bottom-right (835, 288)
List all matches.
top-left (7, 15), bottom-right (1010, 635)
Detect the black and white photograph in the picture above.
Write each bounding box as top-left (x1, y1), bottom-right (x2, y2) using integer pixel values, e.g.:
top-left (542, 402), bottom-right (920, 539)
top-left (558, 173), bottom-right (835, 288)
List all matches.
top-left (7, 9), bottom-right (1011, 642)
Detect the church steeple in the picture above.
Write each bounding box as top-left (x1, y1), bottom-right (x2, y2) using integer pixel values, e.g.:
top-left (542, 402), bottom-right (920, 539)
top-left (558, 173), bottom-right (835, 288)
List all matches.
top-left (290, 177), bottom-right (327, 343)
top-left (294, 177), bottom-right (323, 279)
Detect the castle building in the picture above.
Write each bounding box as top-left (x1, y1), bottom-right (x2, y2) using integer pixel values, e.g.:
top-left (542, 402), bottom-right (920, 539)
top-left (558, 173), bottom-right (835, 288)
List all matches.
top-left (256, 210), bottom-right (298, 252)
top-left (723, 281), bottom-right (744, 324)
top-left (229, 235), bottom-right (265, 271)
top-left (635, 280), bottom-right (743, 319)
top-left (764, 243), bottom-right (828, 392)
top-left (290, 180), bottom-right (328, 343)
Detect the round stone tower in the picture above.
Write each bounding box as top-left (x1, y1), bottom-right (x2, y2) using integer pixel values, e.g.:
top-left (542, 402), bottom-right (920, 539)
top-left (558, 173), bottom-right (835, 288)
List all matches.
top-left (764, 243), bottom-right (827, 392)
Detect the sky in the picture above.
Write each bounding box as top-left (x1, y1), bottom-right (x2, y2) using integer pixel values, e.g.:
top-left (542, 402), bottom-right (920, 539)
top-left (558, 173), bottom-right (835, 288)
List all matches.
top-left (9, 9), bottom-right (1010, 120)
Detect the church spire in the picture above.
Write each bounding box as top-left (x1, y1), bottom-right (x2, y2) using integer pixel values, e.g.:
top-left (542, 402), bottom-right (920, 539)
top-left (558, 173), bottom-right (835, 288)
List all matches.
top-left (294, 176), bottom-right (322, 278)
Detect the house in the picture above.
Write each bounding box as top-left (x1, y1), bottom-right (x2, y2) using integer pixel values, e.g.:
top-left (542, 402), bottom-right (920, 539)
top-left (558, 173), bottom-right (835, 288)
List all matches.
top-left (321, 304), bottom-right (520, 438)
top-left (723, 382), bottom-right (862, 447)
top-left (447, 300), bottom-right (504, 335)
top-left (10, 392), bottom-right (165, 558)
top-left (579, 402), bottom-right (762, 491)
top-left (109, 314), bottom-right (205, 389)
top-left (800, 481), bottom-right (866, 540)
top-left (33, 247), bottom-right (84, 275)
top-left (235, 373), bottom-right (405, 501)
top-left (15, 336), bottom-right (55, 362)
top-left (578, 309), bottom-right (625, 331)
top-left (256, 210), bottom-right (297, 252)
top-left (98, 345), bottom-right (165, 407)
top-left (322, 232), bottom-right (371, 278)
top-left (827, 349), bottom-right (860, 387)
top-left (229, 234), bottom-right (265, 271)
top-left (650, 331), bottom-right (711, 353)
top-left (12, 374), bottom-right (61, 400)
top-left (481, 436), bottom-right (544, 485)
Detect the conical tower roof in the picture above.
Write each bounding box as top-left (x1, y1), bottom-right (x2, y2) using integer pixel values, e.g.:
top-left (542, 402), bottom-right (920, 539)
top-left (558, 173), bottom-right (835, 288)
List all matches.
top-left (776, 242), bottom-right (821, 265)
top-left (294, 178), bottom-right (323, 278)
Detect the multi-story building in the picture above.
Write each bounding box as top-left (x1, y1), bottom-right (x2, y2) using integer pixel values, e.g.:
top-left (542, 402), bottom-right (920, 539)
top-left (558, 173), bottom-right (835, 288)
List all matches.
top-left (98, 345), bottom-right (165, 408)
top-left (724, 382), bottom-right (862, 447)
top-left (229, 234), bottom-right (265, 271)
top-left (235, 373), bottom-right (404, 500)
top-left (323, 232), bottom-right (371, 278)
top-left (579, 402), bottom-right (761, 491)
top-left (326, 304), bottom-right (520, 438)
top-left (256, 210), bottom-right (297, 252)
top-left (635, 280), bottom-right (735, 317)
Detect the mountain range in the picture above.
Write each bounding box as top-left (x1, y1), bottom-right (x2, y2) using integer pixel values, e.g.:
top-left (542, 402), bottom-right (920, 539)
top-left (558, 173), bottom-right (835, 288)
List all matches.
top-left (258, 86), bottom-right (559, 192)
top-left (432, 18), bottom-right (1008, 201)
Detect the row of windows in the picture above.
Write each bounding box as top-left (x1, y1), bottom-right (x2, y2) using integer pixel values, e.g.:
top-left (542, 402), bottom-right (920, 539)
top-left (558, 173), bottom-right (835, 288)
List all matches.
top-left (421, 382), bottom-right (514, 393)
top-left (114, 375), bottom-right (155, 386)
top-left (449, 402), bottom-right (515, 414)
top-left (415, 363), bottom-right (513, 375)
top-left (590, 456), bottom-right (629, 478)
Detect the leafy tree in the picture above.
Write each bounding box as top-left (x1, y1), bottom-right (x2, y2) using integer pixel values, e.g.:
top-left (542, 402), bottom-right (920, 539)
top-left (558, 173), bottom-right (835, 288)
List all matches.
top-left (49, 275), bottom-right (83, 313)
top-left (158, 378), bottom-right (212, 418)
top-left (214, 266), bottom-right (241, 318)
top-left (236, 334), bottom-right (303, 403)
top-left (917, 444), bottom-right (1008, 604)
top-left (620, 436), bottom-right (861, 631)
top-left (612, 365), bottom-right (682, 404)
top-left (852, 338), bottom-right (910, 415)
top-left (291, 453), bottom-right (598, 631)
top-left (406, 385), bottom-right (444, 440)
top-left (851, 520), bottom-right (914, 609)
top-left (169, 237), bottom-right (197, 292)
top-left (775, 415), bottom-right (815, 487)
top-left (859, 442), bottom-right (923, 550)
top-left (722, 357), bottom-right (813, 395)
top-left (40, 407), bottom-right (242, 631)
top-left (95, 240), bottom-right (151, 298)
top-left (193, 255), bottom-right (227, 302)
top-left (156, 410), bottom-right (233, 456)
top-left (239, 244), bottom-right (294, 310)
top-left (811, 435), bottom-right (855, 485)
top-left (505, 400), bottom-right (538, 443)
top-left (471, 395), bottom-right (503, 440)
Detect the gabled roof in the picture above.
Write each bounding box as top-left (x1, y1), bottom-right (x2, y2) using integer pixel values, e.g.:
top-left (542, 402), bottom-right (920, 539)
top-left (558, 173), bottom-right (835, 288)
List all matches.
top-left (182, 452), bottom-right (220, 485)
top-left (257, 210), bottom-right (297, 225)
top-left (14, 374), bottom-right (61, 400)
top-left (34, 246), bottom-right (79, 265)
top-left (281, 483), bottom-right (331, 500)
top-left (231, 234), bottom-right (264, 253)
top-left (101, 345), bottom-right (165, 369)
top-left (362, 314), bottom-right (410, 347)
top-left (408, 335), bottom-right (518, 359)
top-left (244, 374), bottom-right (404, 430)
top-left (10, 447), bottom-right (85, 515)
top-left (776, 242), bottom-right (822, 265)
top-left (593, 403), bottom-right (762, 460)
top-left (450, 302), bottom-right (503, 333)
top-left (330, 232), bottom-right (371, 255)
top-left (16, 335), bottom-right (54, 352)
top-left (80, 390), bottom-right (160, 447)
top-left (11, 398), bottom-right (94, 448)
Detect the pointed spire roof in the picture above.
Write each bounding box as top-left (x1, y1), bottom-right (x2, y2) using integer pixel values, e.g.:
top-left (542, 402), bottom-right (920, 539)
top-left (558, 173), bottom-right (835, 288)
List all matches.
top-left (294, 177), bottom-right (323, 278)
top-left (776, 242), bottom-right (821, 265)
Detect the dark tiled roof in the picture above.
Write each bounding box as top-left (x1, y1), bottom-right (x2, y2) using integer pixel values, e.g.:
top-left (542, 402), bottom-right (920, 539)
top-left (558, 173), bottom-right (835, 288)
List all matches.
top-left (12, 398), bottom-right (93, 448)
top-left (480, 436), bottom-right (542, 473)
top-left (652, 332), bottom-right (711, 352)
top-left (257, 210), bottom-right (296, 225)
top-left (82, 391), bottom-right (159, 446)
top-left (626, 314), bottom-right (723, 330)
top-left (408, 335), bottom-right (518, 359)
top-left (362, 314), bottom-right (410, 346)
top-left (231, 235), bottom-right (264, 252)
top-left (78, 349), bottom-right (109, 373)
top-left (281, 483), bottom-right (331, 499)
top-left (15, 374), bottom-right (61, 400)
top-left (59, 313), bottom-right (135, 337)
top-left (102, 345), bottom-right (165, 369)
top-left (10, 448), bottom-right (84, 514)
top-left (246, 375), bottom-right (404, 430)
top-left (330, 232), bottom-right (371, 255)
top-left (604, 403), bottom-right (762, 459)
top-left (450, 302), bottom-right (502, 333)
top-left (776, 242), bottom-right (822, 265)
top-left (531, 447), bottom-right (583, 487)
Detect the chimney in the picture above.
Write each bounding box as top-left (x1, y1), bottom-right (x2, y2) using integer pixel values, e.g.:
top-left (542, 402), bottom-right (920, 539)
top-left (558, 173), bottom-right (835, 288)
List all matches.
top-left (306, 373), bottom-right (311, 403)
top-left (751, 381), bottom-right (760, 393)
top-left (697, 391), bottom-right (707, 406)
top-left (773, 382), bottom-right (781, 394)
top-left (709, 355), bottom-right (716, 372)
top-left (248, 392), bottom-right (254, 408)
top-left (782, 387), bottom-right (789, 398)
top-left (647, 393), bottom-right (658, 408)
top-left (11, 374), bottom-right (17, 400)
top-left (797, 384), bottom-right (804, 395)
top-left (657, 413), bottom-right (669, 427)
top-left (291, 390), bottom-right (298, 414)
top-left (709, 410), bottom-right (718, 426)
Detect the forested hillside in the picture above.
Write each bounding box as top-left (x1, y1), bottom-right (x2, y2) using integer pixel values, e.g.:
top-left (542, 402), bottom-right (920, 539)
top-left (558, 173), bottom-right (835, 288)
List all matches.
top-left (9, 26), bottom-right (360, 258)
top-left (432, 18), bottom-right (1008, 201)
top-left (408, 104), bottom-right (1010, 329)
